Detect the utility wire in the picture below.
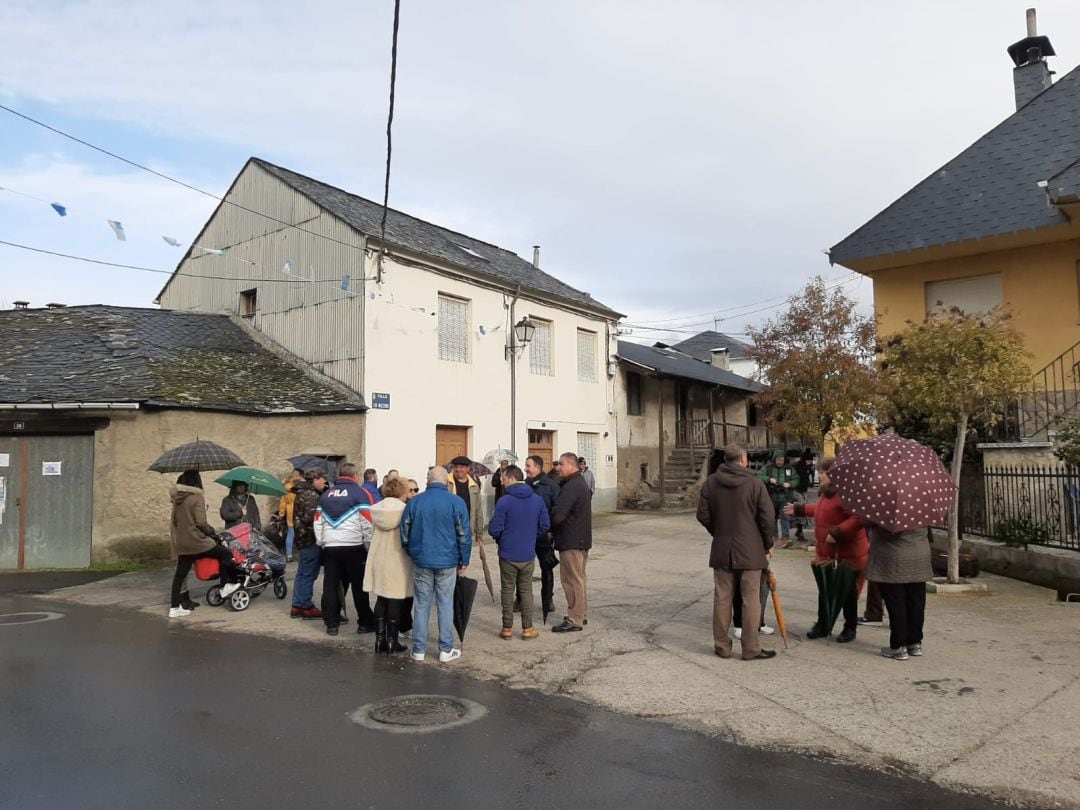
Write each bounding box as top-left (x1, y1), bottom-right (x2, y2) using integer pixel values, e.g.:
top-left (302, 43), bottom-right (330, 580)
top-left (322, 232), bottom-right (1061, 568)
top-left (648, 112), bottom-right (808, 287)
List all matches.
top-left (377, 0), bottom-right (403, 283)
top-left (0, 103), bottom-right (367, 255)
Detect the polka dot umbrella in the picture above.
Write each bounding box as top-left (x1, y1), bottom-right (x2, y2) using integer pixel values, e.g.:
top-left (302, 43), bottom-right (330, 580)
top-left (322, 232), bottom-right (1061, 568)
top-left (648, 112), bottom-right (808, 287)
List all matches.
top-left (828, 433), bottom-right (956, 532)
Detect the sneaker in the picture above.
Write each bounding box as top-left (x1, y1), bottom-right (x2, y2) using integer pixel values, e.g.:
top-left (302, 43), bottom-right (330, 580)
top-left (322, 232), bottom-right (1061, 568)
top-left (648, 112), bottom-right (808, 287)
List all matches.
top-left (326, 626), bottom-right (339, 637)
top-left (906, 643), bottom-right (923, 656)
top-left (522, 627), bottom-right (539, 640)
top-left (880, 646), bottom-right (909, 661)
top-left (168, 606), bottom-right (191, 618)
top-left (858, 617), bottom-right (884, 627)
top-left (220, 583), bottom-right (241, 599)
top-left (438, 648), bottom-right (462, 663)
top-left (759, 625), bottom-right (776, 636)
top-left (499, 627), bottom-right (514, 640)
top-left (410, 651), bottom-right (425, 662)
top-left (734, 627), bottom-right (743, 640)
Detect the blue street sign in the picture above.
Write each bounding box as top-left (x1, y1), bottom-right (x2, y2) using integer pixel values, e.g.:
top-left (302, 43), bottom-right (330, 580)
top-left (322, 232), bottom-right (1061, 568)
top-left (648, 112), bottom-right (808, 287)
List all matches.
top-left (371, 392), bottom-right (391, 410)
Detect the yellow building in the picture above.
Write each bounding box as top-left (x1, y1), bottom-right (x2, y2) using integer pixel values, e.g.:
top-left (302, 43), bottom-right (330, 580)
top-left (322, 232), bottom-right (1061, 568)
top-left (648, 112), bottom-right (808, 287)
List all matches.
top-left (831, 16), bottom-right (1080, 376)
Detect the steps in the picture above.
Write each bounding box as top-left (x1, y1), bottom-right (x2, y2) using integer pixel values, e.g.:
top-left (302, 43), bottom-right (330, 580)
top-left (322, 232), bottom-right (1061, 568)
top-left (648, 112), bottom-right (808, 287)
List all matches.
top-left (659, 447), bottom-right (711, 496)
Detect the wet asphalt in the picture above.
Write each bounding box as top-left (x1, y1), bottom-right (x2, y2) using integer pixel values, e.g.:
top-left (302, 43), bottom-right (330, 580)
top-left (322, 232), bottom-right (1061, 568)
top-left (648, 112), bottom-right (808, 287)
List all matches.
top-left (0, 582), bottom-right (1005, 810)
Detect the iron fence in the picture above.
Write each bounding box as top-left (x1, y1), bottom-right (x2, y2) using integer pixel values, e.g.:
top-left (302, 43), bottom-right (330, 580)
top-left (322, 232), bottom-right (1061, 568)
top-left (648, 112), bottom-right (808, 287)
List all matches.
top-left (959, 464), bottom-right (1080, 551)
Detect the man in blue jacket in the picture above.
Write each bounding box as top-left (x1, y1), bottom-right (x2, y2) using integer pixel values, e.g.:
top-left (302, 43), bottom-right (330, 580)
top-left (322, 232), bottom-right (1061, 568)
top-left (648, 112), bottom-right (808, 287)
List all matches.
top-left (401, 465), bottom-right (472, 663)
top-left (489, 465), bottom-right (550, 640)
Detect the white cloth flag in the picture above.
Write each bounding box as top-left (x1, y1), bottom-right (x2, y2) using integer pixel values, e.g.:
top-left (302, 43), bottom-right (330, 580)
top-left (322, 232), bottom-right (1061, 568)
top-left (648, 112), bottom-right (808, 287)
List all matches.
top-left (162, 236), bottom-right (182, 247)
top-left (107, 220), bottom-right (126, 241)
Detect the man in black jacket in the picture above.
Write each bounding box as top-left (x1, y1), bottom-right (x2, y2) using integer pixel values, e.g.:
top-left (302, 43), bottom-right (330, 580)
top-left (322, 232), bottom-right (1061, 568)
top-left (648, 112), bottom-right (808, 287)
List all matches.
top-left (697, 444), bottom-right (777, 661)
top-left (551, 453), bottom-right (592, 633)
top-left (290, 469), bottom-right (327, 619)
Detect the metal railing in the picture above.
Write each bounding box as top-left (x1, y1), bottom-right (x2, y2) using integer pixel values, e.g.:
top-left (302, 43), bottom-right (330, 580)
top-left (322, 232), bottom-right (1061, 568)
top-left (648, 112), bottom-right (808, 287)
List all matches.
top-left (959, 464), bottom-right (1080, 551)
top-left (998, 340), bottom-right (1080, 440)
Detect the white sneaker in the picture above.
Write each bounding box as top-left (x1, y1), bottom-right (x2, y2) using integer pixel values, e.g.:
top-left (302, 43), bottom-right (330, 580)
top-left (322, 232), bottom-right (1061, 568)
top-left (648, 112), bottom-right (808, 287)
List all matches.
top-left (759, 625), bottom-right (776, 636)
top-left (410, 652), bottom-right (425, 662)
top-left (438, 648), bottom-right (462, 663)
top-left (220, 583), bottom-right (241, 598)
top-left (734, 627), bottom-right (742, 640)
top-left (168, 607), bottom-right (191, 618)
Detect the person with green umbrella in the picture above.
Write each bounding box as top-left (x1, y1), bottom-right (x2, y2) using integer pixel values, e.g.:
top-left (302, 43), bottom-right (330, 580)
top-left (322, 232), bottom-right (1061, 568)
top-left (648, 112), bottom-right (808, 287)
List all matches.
top-left (220, 482), bottom-right (262, 531)
top-left (785, 459), bottom-right (868, 643)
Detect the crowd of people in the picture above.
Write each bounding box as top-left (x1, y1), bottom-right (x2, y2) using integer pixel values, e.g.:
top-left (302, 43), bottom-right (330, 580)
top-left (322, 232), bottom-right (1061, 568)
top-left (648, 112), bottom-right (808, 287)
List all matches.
top-left (166, 451), bottom-right (595, 662)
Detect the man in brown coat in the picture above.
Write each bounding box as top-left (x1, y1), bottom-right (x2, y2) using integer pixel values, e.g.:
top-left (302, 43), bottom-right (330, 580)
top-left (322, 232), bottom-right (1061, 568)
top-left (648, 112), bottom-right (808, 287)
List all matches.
top-left (696, 445), bottom-right (777, 660)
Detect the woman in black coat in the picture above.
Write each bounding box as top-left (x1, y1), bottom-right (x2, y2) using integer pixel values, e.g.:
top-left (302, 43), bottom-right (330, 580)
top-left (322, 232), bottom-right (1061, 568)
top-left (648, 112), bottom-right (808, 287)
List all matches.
top-left (219, 482), bottom-right (262, 530)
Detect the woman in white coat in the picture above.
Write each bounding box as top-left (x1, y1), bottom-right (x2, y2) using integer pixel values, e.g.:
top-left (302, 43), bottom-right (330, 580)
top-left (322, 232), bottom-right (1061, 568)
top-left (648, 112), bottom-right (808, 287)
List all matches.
top-left (363, 477), bottom-right (414, 654)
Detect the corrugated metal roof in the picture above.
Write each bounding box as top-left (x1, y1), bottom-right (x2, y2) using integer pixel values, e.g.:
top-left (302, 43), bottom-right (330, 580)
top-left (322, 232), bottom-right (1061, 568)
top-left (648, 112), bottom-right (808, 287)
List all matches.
top-left (830, 65), bottom-right (1080, 266)
top-left (0, 306), bottom-right (367, 413)
top-left (617, 340), bottom-right (761, 392)
top-left (253, 159), bottom-right (622, 318)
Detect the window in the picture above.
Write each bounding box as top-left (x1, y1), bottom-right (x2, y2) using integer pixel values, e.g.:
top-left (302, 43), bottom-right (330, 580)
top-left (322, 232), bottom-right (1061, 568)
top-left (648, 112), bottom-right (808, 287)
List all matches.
top-left (529, 319), bottom-right (553, 375)
top-left (438, 294), bottom-right (470, 363)
top-left (626, 371), bottom-right (643, 415)
top-left (577, 328), bottom-right (598, 382)
top-left (925, 274), bottom-right (1002, 317)
top-left (576, 432), bottom-right (598, 472)
top-left (239, 288), bottom-right (257, 317)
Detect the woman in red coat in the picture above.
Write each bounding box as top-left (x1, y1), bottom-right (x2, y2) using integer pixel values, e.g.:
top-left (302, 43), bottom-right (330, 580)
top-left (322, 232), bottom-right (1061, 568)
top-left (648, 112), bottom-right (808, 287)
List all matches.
top-left (784, 459), bottom-right (868, 643)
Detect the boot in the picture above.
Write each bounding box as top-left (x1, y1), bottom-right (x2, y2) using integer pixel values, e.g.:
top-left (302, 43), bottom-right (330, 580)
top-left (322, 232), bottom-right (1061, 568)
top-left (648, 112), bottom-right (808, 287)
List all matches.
top-left (386, 620), bottom-right (408, 653)
top-left (180, 591), bottom-right (199, 610)
top-left (374, 618), bottom-right (389, 654)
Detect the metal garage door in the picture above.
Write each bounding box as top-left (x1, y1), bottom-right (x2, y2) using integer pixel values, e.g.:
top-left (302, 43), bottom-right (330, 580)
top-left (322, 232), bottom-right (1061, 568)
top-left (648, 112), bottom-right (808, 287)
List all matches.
top-left (0, 435), bottom-right (94, 569)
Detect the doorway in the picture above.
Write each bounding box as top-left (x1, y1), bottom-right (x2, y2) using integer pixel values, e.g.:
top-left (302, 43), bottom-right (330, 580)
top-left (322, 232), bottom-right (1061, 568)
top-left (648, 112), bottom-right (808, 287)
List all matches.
top-left (528, 429), bottom-right (555, 471)
top-left (435, 425), bottom-right (470, 466)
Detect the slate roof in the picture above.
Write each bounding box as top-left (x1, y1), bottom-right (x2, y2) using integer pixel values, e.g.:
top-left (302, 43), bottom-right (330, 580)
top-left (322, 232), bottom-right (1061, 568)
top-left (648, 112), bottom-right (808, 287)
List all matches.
top-left (830, 65), bottom-right (1080, 266)
top-left (0, 306), bottom-right (366, 414)
top-left (617, 340), bottom-right (761, 393)
top-left (251, 159), bottom-right (622, 318)
top-left (670, 330), bottom-right (753, 362)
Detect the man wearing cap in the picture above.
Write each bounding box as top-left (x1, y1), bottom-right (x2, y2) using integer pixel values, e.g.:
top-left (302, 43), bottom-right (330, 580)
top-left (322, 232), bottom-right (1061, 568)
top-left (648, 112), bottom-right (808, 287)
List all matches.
top-left (289, 468), bottom-right (327, 619)
top-left (449, 456), bottom-right (485, 542)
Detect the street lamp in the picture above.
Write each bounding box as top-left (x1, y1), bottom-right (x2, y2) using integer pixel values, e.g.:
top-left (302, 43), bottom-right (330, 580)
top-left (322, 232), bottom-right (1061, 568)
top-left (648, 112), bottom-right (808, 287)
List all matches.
top-left (508, 316), bottom-right (535, 454)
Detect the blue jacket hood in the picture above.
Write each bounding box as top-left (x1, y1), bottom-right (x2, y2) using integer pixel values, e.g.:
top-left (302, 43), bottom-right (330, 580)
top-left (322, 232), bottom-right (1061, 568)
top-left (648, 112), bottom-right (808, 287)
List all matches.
top-left (507, 483), bottom-right (533, 500)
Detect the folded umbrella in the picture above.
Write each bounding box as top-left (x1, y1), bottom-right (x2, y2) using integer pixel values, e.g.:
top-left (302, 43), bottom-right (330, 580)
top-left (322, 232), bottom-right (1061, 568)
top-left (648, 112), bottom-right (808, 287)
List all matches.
top-left (453, 575), bottom-right (478, 642)
top-left (829, 433), bottom-right (956, 532)
top-left (766, 570), bottom-right (789, 650)
top-left (537, 543), bottom-right (560, 624)
top-left (149, 440), bottom-right (245, 473)
top-left (214, 467), bottom-right (288, 496)
top-left (810, 558), bottom-right (860, 639)
top-left (476, 539), bottom-right (495, 602)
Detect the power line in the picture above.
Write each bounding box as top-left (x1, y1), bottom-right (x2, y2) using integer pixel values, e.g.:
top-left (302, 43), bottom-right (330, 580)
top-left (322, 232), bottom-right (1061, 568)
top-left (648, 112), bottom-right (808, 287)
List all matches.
top-left (0, 103), bottom-right (367, 256)
top-left (377, 0), bottom-right (403, 284)
top-left (0, 238), bottom-right (352, 285)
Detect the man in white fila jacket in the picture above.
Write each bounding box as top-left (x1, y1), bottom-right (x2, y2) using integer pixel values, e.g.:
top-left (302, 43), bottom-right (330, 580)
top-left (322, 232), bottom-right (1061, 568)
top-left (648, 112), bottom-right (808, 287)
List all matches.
top-left (315, 463), bottom-right (376, 636)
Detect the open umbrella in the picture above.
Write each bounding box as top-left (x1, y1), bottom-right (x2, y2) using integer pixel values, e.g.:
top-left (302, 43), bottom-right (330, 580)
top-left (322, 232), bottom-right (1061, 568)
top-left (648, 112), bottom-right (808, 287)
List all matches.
top-left (288, 455), bottom-right (335, 477)
top-left (810, 558), bottom-right (860, 639)
top-left (766, 570), bottom-right (789, 650)
top-left (444, 460), bottom-right (493, 479)
top-left (453, 575), bottom-right (478, 642)
top-left (149, 440), bottom-right (245, 473)
top-left (537, 544), bottom-right (560, 624)
top-left (214, 467), bottom-right (288, 496)
top-left (829, 433), bottom-right (956, 532)
top-left (482, 448), bottom-right (519, 467)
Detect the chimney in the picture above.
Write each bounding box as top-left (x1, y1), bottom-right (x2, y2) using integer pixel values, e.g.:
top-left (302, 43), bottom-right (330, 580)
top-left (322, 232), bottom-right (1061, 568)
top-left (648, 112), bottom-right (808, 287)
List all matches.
top-left (532, 245), bottom-right (541, 269)
top-left (1007, 8), bottom-right (1055, 110)
top-left (710, 347), bottom-right (731, 371)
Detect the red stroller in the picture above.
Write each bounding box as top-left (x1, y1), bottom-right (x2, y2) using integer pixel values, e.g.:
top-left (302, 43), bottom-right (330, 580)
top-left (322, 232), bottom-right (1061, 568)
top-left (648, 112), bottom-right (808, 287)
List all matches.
top-left (194, 523), bottom-right (288, 611)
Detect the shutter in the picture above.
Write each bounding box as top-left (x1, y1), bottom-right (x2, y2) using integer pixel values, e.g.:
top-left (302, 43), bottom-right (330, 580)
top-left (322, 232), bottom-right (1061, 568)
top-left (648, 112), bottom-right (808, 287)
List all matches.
top-left (577, 329), bottom-right (597, 382)
top-left (438, 295), bottom-right (470, 362)
top-left (576, 432), bottom-right (598, 471)
top-left (529, 320), bottom-right (553, 375)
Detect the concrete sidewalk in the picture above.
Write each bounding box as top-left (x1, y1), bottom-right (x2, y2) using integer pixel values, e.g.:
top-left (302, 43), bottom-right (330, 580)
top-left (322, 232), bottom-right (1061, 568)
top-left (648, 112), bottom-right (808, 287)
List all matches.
top-left (43, 512), bottom-right (1080, 808)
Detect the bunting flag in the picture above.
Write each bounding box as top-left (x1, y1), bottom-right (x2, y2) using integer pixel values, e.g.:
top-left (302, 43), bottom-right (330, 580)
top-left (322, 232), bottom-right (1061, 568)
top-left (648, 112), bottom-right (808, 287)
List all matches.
top-left (50, 203), bottom-right (67, 217)
top-left (107, 220), bottom-right (126, 241)
top-left (196, 246), bottom-right (225, 256)
top-left (341, 274), bottom-right (350, 292)
top-left (162, 236), bottom-right (182, 247)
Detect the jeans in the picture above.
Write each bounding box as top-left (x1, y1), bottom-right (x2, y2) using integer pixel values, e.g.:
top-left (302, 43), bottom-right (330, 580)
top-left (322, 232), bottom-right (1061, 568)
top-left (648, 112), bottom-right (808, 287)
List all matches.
top-left (412, 567), bottom-right (457, 655)
top-left (285, 527), bottom-right (295, 559)
top-left (777, 509), bottom-right (792, 539)
top-left (291, 544), bottom-right (320, 609)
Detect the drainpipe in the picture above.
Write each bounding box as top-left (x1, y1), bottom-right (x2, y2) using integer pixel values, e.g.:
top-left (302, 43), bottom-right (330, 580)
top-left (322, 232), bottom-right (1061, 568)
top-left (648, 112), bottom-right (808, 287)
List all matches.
top-left (658, 380), bottom-right (665, 508)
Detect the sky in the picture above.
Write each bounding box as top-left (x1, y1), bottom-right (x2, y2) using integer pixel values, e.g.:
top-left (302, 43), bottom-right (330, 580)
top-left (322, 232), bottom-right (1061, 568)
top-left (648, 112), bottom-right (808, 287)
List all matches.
top-left (2, 0), bottom-right (1079, 344)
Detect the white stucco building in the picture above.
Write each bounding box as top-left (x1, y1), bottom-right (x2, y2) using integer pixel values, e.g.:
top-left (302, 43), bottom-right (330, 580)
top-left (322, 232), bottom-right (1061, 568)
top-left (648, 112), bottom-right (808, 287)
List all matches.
top-left (156, 158), bottom-right (623, 510)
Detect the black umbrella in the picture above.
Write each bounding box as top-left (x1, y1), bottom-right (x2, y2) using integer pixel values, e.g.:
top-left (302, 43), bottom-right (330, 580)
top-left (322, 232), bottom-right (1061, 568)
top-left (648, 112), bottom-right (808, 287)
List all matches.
top-left (453, 575), bottom-right (478, 642)
top-left (537, 543), bottom-right (559, 624)
top-left (149, 440), bottom-right (245, 473)
top-left (288, 455), bottom-right (335, 477)
top-left (810, 559), bottom-right (860, 638)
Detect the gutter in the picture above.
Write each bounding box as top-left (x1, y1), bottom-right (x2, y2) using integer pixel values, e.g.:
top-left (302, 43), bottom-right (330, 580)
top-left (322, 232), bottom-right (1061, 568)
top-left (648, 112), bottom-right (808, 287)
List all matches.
top-left (0, 403), bottom-right (141, 410)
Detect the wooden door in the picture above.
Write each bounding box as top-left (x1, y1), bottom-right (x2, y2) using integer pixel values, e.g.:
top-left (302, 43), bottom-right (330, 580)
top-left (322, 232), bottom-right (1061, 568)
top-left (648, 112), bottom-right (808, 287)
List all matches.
top-left (528, 429), bottom-right (554, 471)
top-left (435, 425), bottom-right (470, 466)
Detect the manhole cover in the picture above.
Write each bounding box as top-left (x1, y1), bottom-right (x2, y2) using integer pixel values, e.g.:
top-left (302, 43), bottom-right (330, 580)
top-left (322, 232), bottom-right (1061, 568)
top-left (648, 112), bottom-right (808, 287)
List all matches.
top-left (349, 694), bottom-right (486, 734)
top-left (0, 611), bottom-right (64, 626)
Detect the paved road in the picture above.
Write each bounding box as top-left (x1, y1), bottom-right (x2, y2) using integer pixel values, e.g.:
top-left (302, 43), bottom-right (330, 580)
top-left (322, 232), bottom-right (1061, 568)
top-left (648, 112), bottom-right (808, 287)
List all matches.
top-left (0, 589), bottom-right (1004, 810)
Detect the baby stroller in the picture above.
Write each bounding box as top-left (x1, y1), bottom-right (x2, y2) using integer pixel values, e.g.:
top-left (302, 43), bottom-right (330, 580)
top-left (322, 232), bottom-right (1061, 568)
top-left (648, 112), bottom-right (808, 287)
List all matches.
top-left (194, 523), bottom-right (289, 612)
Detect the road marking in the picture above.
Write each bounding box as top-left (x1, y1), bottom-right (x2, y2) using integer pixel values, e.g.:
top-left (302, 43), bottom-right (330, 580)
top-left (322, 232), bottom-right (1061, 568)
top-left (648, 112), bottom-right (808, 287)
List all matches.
top-left (0, 611), bottom-right (65, 626)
